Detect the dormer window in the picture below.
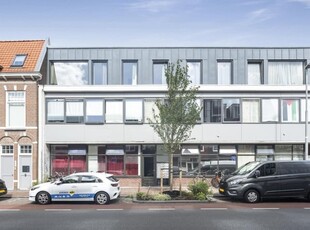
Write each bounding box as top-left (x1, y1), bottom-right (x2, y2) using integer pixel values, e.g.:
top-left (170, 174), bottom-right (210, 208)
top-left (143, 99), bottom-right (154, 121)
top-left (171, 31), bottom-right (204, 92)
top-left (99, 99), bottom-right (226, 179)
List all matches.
top-left (11, 54), bottom-right (27, 67)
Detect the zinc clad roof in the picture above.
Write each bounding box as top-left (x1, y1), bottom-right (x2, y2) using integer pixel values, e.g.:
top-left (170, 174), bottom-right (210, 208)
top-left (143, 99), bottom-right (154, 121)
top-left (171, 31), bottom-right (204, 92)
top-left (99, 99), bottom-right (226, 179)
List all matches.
top-left (0, 40), bottom-right (45, 73)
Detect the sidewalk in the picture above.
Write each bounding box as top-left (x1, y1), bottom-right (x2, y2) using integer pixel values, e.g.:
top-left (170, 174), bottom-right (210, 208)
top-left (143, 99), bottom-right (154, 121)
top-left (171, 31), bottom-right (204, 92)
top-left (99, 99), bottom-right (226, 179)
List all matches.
top-left (1, 186), bottom-right (222, 199)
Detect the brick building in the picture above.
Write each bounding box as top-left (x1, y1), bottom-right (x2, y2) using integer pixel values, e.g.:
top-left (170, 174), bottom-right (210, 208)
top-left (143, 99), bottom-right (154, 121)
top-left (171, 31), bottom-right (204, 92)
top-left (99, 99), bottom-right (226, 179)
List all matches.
top-left (0, 40), bottom-right (47, 190)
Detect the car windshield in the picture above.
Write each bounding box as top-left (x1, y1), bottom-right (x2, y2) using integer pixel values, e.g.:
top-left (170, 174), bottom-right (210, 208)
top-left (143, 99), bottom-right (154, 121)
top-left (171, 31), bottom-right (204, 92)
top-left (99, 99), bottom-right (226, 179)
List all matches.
top-left (232, 161), bottom-right (261, 175)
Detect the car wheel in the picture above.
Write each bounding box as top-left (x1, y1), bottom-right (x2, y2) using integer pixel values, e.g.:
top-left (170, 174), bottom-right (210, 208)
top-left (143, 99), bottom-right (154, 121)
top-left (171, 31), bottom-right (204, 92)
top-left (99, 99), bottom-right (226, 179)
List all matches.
top-left (36, 191), bottom-right (51, 205)
top-left (95, 192), bottom-right (110, 205)
top-left (244, 189), bottom-right (260, 203)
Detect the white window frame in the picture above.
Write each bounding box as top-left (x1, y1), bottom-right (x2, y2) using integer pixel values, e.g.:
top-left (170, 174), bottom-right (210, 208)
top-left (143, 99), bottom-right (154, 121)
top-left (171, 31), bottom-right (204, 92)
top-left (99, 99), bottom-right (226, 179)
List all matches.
top-left (6, 91), bottom-right (25, 128)
top-left (125, 99), bottom-right (143, 123)
top-left (105, 100), bottom-right (123, 123)
top-left (217, 61), bottom-right (232, 85)
top-left (187, 60), bottom-right (201, 85)
top-left (281, 99), bottom-right (299, 123)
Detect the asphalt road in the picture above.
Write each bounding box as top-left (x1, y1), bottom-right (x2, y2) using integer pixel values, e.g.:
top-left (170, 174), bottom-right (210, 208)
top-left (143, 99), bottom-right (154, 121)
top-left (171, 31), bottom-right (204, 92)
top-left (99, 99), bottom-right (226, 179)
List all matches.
top-left (1, 197), bottom-right (310, 230)
top-left (0, 207), bottom-right (309, 230)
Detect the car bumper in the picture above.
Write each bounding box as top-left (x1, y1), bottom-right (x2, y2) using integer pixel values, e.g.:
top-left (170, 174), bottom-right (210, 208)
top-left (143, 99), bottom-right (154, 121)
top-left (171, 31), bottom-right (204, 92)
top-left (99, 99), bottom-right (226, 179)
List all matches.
top-left (0, 189), bottom-right (7, 196)
top-left (219, 183), bottom-right (244, 198)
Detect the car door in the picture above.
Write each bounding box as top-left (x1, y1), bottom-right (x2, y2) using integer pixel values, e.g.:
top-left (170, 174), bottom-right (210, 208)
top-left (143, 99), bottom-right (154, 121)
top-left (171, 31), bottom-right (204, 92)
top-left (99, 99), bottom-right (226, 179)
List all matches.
top-left (77, 175), bottom-right (100, 201)
top-left (50, 175), bottom-right (80, 201)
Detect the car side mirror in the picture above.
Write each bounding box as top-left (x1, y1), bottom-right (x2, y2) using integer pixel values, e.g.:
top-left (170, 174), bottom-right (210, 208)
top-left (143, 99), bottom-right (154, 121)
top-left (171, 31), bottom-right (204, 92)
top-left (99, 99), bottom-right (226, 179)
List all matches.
top-left (55, 178), bottom-right (63, 185)
top-left (254, 170), bottom-right (260, 178)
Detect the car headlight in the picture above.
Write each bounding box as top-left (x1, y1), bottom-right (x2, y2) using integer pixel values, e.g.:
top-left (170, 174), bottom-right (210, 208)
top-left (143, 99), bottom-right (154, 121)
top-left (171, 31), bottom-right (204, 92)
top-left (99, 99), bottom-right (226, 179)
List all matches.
top-left (30, 186), bottom-right (40, 191)
top-left (229, 179), bottom-right (243, 186)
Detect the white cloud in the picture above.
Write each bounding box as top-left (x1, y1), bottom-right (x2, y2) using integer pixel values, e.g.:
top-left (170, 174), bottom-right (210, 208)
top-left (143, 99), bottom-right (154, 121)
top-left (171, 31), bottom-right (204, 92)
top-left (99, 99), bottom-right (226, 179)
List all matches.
top-left (288, 0), bottom-right (310, 7)
top-left (128, 0), bottom-right (178, 12)
top-left (248, 8), bottom-right (274, 23)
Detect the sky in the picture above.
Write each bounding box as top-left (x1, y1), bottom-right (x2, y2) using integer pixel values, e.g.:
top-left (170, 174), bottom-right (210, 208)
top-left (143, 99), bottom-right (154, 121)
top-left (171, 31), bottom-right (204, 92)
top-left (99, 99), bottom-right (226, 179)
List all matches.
top-left (1, 0), bottom-right (310, 47)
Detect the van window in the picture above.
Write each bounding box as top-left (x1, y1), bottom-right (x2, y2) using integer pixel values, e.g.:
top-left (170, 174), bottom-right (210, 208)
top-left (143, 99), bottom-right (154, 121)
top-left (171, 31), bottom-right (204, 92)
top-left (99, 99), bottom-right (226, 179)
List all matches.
top-left (257, 163), bottom-right (276, 176)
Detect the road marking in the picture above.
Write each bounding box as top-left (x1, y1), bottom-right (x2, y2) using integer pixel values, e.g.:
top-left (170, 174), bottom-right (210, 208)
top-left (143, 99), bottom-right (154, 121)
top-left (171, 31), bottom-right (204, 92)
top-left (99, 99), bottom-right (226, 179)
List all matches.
top-left (148, 208), bottom-right (175, 211)
top-left (201, 208), bottom-right (228, 210)
top-left (45, 209), bottom-right (72, 212)
top-left (0, 209), bottom-right (20, 212)
top-left (252, 208), bottom-right (279, 210)
top-left (96, 209), bottom-right (124, 211)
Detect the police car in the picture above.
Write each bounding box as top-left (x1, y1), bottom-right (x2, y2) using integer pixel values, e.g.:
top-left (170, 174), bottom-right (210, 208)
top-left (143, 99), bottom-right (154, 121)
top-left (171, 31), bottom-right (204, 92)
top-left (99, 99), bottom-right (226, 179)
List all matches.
top-left (29, 172), bottom-right (120, 205)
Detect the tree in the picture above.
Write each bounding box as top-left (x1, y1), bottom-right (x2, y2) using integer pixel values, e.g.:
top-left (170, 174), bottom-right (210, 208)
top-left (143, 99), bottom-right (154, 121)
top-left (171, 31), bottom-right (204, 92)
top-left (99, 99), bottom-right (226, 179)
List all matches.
top-left (148, 60), bottom-right (201, 190)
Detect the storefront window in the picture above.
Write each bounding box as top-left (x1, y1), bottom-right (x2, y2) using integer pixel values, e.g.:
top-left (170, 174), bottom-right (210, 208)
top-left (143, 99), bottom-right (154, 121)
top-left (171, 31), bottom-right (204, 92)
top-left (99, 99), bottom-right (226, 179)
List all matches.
top-left (256, 145), bottom-right (274, 161)
top-left (275, 145), bottom-right (292, 160)
top-left (106, 145), bottom-right (124, 175)
top-left (237, 145), bottom-right (255, 168)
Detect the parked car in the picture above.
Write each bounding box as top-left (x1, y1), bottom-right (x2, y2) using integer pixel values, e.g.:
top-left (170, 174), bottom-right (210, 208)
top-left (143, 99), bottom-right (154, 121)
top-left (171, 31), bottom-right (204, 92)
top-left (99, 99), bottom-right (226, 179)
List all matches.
top-left (219, 161), bottom-right (310, 203)
top-left (0, 178), bottom-right (8, 196)
top-left (29, 172), bottom-right (120, 205)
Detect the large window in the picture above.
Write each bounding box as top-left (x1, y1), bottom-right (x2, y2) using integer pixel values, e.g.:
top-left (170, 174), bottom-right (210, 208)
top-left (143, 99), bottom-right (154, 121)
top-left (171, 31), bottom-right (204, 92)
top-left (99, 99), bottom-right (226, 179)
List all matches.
top-left (85, 99), bottom-right (104, 123)
top-left (7, 91), bottom-right (25, 128)
top-left (50, 62), bottom-right (89, 85)
top-left (93, 62), bottom-right (107, 85)
top-left (144, 99), bottom-right (159, 123)
top-left (217, 61), bottom-right (232, 85)
top-left (153, 61), bottom-right (167, 84)
top-left (66, 100), bottom-right (84, 123)
top-left (268, 61), bottom-right (303, 85)
top-left (242, 99), bottom-right (260, 123)
top-left (281, 99), bottom-right (299, 122)
top-left (123, 61), bottom-right (137, 85)
top-left (203, 99), bottom-right (221, 123)
top-left (105, 100), bottom-right (123, 123)
top-left (262, 99), bottom-right (279, 122)
top-left (187, 61), bottom-right (201, 84)
top-left (47, 99), bottom-right (65, 122)
top-left (223, 98), bottom-right (240, 122)
top-left (248, 62), bottom-right (261, 85)
top-left (125, 99), bottom-right (143, 123)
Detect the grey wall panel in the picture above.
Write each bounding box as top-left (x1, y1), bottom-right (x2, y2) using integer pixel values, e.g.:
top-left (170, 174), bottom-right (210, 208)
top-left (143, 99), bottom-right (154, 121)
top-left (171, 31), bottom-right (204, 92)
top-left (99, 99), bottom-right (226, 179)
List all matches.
top-left (245, 49), bottom-right (253, 59)
top-left (275, 49), bottom-right (282, 59)
top-left (282, 49), bottom-right (289, 59)
top-left (289, 49), bottom-right (297, 59)
top-left (202, 59), bottom-right (208, 84)
top-left (252, 49), bottom-right (260, 60)
top-left (241, 124), bottom-right (277, 142)
top-left (259, 49), bottom-right (267, 59)
top-left (68, 49), bottom-right (76, 59)
top-left (236, 59), bottom-right (246, 84)
top-left (297, 49), bottom-right (304, 59)
top-left (111, 49), bottom-right (121, 84)
top-left (90, 49), bottom-right (98, 59)
top-left (75, 49), bottom-right (83, 60)
top-left (231, 49), bottom-right (238, 60)
top-left (53, 50), bottom-right (61, 60)
top-left (82, 49), bottom-right (90, 59)
top-left (208, 49), bottom-right (217, 84)
top-left (267, 49), bottom-right (275, 59)
top-left (279, 124), bottom-right (305, 141)
top-left (203, 124), bottom-right (242, 142)
top-left (97, 49), bottom-right (104, 59)
top-left (223, 49), bottom-right (230, 59)
top-left (305, 49), bottom-right (310, 59)
top-left (216, 49), bottom-right (223, 59)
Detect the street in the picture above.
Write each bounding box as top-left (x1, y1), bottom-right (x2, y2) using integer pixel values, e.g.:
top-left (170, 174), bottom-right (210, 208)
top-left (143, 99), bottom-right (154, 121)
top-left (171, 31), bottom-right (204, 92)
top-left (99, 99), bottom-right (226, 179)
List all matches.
top-left (1, 197), bottom-right (310, 230)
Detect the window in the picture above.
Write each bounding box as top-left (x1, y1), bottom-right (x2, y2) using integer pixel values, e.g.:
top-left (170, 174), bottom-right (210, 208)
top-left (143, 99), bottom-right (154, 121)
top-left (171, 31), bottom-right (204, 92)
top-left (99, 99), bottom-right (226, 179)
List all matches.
top-left (11, 54), bottom-right (27, 67)
top-left (85, 99), bottom-right (104, 123)
top-left (1, 145), bottom-right (13, 154)
top-left (248, 62), bottom-right (261, 85)
top-left (66, 100), bottom-right (84, 123)
top-left (50, 62), bottom-right (89, 85)
top-left (203, 99), bottom-right (221, 123)
top-left (20, 145), bottom-right (32, 154)
top-left (242, 99), bottom-right (260, 123)
top-left (125, 99), bottom-right (143, 123)
top-left (153, 61), bottom-right (167, 84)
top-left (47, 99), bottom-right (65, 122)
top-left (257, 163), bottom-right (276, 176)
top-left (7, 91), bottom-right (25, 128)
top-left (123, 61), bottom-right (137, 85)
top-left (217, 61), bottom-right (232, 85)
top-left (223, 98), bottom-right (240, 122)
top-left (256, 145), bottom-right (274, 161)
top-left (262, 99), bottom-right (279, 122)
top-left (105, 100), bottom-right (123, 123)
top-left (93, 62), bottom-right (107, 85)
top-left (281, 99), bottom-right (299, 122)
top-left (268, 61), bottom-right (303, 85)
top-left (301, 99), bottom-right (310, 122)
top-left (144, 99), bottom-right (159, 123)
top-left (187, 61), bottom-right (201, 84)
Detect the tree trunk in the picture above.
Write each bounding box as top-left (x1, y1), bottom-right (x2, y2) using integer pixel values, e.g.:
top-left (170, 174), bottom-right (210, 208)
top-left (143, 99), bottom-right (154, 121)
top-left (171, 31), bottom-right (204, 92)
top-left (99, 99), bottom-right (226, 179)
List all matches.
top-left (169, 152), bottom-right (174, 191)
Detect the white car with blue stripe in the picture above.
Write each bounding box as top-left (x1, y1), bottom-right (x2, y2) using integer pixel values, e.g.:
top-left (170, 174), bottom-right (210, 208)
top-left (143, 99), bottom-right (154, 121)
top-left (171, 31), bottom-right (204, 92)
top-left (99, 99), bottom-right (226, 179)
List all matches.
top-left (29, 172), bottom-right (120, 205)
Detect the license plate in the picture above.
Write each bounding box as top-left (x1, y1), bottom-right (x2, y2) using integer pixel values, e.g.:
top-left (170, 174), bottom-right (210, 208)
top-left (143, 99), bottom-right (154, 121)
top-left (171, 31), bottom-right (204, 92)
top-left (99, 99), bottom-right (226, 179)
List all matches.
top-left (219, 188), bottom-right (224, 193)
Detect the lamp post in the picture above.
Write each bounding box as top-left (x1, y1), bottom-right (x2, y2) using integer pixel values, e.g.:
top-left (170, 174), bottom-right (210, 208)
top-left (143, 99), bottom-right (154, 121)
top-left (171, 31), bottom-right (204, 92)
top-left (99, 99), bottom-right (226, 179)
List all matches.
top-left (305, 63), bottom-right (310, 160)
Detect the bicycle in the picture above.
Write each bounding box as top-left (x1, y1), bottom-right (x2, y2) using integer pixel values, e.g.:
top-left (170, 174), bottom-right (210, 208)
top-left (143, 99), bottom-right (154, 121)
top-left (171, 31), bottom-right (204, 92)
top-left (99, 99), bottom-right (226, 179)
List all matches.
top-left (47, 172), bottom-right (64, 182)
top-left (210, 170), bottom-right (224, 188)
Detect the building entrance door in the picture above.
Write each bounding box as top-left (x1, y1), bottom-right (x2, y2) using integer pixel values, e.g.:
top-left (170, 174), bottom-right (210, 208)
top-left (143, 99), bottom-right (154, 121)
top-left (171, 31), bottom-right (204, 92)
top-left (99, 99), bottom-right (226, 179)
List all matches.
top-left (1, 155), bottom-right (14, 190)
top-left (19, 155), bottom-right (32, 190)
top-left (142, 156), bottom-right (156, 186)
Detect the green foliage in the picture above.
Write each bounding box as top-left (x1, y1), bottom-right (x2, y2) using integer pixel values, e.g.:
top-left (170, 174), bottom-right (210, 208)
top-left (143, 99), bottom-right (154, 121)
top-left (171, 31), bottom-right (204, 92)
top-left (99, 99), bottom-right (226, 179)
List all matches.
top-left (152, 193), bottom-right (171, 201)
top-left (136, 192), bottom-right (153, 200)
top-left (188, 180), bottom-right (212, 200)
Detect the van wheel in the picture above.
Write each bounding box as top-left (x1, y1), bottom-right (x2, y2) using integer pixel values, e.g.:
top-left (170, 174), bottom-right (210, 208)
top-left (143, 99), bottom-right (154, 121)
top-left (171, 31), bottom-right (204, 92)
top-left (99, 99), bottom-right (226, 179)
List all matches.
top-left (244, 189), bottom-right (260, 203)
top-left (95, 192), bottom-right (110, 205)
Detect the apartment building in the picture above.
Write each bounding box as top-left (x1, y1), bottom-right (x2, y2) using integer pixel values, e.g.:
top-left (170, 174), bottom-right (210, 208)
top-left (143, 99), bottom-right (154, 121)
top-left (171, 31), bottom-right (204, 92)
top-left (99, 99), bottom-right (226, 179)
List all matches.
top-left (39, 47), bottom-right (310, 187)
top-left (0, 40), bottom-right (47, 190)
